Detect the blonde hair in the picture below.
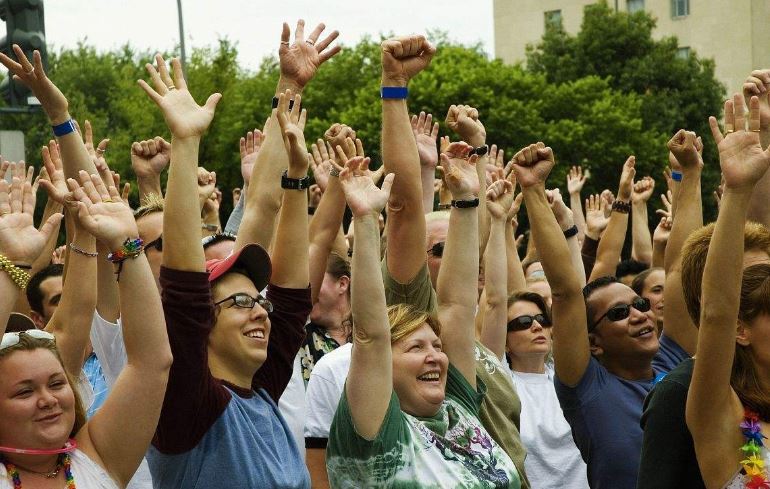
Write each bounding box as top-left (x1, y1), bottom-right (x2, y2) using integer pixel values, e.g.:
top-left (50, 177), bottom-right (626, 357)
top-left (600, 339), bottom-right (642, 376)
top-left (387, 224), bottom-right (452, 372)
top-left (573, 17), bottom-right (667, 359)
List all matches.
top-left (0, 334), bottom-right (87, 437)
top-left (387, 303), bottom-right (441, 343)
top-left (134, 193), bottom-right (165, 219)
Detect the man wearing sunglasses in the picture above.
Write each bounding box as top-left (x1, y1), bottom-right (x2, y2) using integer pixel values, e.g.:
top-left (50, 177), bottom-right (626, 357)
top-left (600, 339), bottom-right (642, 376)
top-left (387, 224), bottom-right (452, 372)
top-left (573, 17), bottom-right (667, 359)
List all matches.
top-left (513, 143), bottom-right (690, 489)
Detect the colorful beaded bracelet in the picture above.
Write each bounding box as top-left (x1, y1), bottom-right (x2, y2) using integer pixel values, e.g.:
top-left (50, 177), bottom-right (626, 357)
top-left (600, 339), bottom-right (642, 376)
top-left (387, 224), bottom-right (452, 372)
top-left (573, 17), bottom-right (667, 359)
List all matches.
top-left (106, 238), bottom-right (145, 281)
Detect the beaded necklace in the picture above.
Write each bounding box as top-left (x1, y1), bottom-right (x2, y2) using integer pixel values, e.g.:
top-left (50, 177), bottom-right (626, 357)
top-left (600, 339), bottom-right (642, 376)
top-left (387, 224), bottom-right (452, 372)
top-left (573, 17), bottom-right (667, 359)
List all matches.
top-left (739, 409), bottom-right (770, 489)
top-left (1, 453), bottom-right (76, 488)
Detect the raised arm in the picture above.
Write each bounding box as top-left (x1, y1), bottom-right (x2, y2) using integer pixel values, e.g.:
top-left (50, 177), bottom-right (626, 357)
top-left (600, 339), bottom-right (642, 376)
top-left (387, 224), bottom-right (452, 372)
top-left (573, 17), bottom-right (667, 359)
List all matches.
top-left (436, 143), bottom-right (480, 386)
top-left (506, 191), bottom-right (526, 295)
top-left (513, 143), bottom-right (589, 387)
top-left (138, 55), bottom-right (221, 272)
top-left (339, 155), bottom-right (396, 440)
top-left (65, 172), bottom-right (172, 488)
top-left (662, 130), bottom-right (704, 355)
top-left (743, 70), bottom-right (770, 226)
top-left (412, 112), bottom-right (440, 213)
top-left (131, 136), bottom-right (171, 202)
top-left (381, 35), bottom-right (435, 283)
top-left (566, 165), bottom-right (589, 243)
top-left (480, 178), bottom-right (515, 359)
top-left (588, 157), bottom-right (635, 282)
top-left (687, 95), bottom-right (770, 481)
top-left (549, 189), bottom-right (587, 288)
top-left (631, 176), bottom-right (655, 265)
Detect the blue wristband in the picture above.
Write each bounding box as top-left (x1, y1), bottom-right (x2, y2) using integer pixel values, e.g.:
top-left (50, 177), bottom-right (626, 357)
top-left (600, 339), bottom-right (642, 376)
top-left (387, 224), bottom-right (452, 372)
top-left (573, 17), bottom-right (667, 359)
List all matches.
top-left (52, 120), bottom-right (76, 137)
top-left (380, 86), bottom-right (408, 99)
top-left (671, 170), bottom-right (682, 182)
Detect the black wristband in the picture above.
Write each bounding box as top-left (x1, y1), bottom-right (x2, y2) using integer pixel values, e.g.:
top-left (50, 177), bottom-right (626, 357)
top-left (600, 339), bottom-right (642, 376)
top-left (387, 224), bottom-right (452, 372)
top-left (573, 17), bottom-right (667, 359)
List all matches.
top-left (611, 200), bottom-right (631, 214)
top-left (281, 170), bottom-right (311, 190)
top-left (563, 225), bottom-right (579, 239)
top-left (469, 144), bottom-right (488, 157)
top-left (272, 96), bottom-right (297, 110)
top-left (451, 198), bottom-right (480, 209)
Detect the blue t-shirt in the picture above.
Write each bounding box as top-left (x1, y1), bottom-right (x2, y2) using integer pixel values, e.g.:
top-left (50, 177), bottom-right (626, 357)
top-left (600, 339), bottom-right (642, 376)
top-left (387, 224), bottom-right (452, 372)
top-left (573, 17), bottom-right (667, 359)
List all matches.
top-left (554, 334), bottom-right (689, 489)
top-left (82, 352), bottom-right (109, 418)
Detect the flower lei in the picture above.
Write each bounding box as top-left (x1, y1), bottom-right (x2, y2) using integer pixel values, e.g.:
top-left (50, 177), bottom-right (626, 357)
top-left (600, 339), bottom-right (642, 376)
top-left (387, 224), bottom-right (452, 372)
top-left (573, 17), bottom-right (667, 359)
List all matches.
top-left (2, 453), bottom-right (75, 488)
top-left (740, 409), bottom-right (770, 489)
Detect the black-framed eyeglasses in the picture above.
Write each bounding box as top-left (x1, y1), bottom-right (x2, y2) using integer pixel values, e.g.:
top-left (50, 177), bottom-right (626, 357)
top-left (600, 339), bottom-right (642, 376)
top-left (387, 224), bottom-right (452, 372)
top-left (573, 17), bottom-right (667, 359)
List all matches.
top-left (427, 241), bottom-right (445, 257)
top-left (214, 293), bottom-right (273, 313)
top-left (146, 235), bottom-right (163, 252)
top-left (589, 297), bottom-right (651, 332)
top-left (507, 314), bottom-right (551, 332)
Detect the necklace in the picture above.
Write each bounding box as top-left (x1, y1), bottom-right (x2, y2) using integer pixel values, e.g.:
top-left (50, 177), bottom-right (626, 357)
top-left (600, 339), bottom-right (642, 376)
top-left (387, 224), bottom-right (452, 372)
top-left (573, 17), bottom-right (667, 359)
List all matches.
top-left (739, 409), bottom-right (770, 489)
top-left (1, 453), bottom-right (76, 489)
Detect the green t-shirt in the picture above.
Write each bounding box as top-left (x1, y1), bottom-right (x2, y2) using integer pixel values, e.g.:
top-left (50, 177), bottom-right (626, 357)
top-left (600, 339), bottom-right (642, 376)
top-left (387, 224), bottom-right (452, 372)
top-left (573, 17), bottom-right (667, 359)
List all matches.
top-left (327, 363), bottom-right (521, 489)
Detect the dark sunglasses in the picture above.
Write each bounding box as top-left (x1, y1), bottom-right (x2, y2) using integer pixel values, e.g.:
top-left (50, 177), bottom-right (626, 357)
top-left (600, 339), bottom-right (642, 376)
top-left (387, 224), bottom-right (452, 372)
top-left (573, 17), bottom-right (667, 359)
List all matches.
top-left (427, 241), bottom-right (445, 257)
top-left (507, 314), bottom-right (551, 332)
top-left (590, 297), bottom-right (651, 332)
top-left (146, 235), bottom-right (163, 252)
top-left (214, 293), bottom-right (274, 313)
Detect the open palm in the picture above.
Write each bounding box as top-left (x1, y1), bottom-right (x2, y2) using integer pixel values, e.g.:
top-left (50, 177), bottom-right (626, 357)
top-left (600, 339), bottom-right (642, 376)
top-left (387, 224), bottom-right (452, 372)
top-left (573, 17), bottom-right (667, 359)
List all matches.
top-left (440, 142), bottom-right (480, 199)
top-left (717, 132), bottom-right (770, 189)
top-left (339, 157), bottom-right (393, 217)
top-left (0, 178), bottom-right (61, 264)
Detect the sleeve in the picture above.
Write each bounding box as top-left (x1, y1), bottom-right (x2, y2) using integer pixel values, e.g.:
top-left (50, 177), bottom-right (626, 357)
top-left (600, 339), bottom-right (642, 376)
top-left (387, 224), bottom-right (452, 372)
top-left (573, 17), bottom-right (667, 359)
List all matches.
top-left (224, 184), bottom-right (246, 235)
top-left (445, 362), bottom-right (486, 416)
top-left (304, 366), bottom-right (344, 446)
top-left (252, 284), bottom-right (311, 402)
top-left (554, 356), bottom-right (606, 410)
top-left (652, 334), bottom-right (690, 374)
top-left (381, 257), bottom-right (437, 314)
top-left (581, 236), bottom-right (599, 280)
top-left (637, 378), bottom-right (698, 489)
top-left (89, 312), bottom-right (126, 388)
top-left (152, 267), bottom-right (231, 454)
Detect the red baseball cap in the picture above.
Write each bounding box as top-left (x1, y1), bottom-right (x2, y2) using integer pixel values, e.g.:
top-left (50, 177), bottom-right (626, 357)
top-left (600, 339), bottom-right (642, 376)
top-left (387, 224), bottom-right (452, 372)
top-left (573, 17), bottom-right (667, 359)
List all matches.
top-left (206, 243), bottom-right (271, 290)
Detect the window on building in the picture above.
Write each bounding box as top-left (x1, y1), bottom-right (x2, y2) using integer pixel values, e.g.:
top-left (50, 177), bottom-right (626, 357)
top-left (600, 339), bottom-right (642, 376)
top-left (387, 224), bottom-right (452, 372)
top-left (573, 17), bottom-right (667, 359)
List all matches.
top-left (676, 47), bottom-right (690, 59)
top-left (627, 0), bottom-right (645, 14)
top-left (544, 10), bottom-right (562, 30)
top-left (671, 0), bottom-right (689, 17)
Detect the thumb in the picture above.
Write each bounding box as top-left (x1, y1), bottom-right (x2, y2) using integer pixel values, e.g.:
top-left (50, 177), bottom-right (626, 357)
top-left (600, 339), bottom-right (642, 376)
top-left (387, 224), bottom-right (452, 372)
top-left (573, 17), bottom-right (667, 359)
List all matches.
top-left (39, 212), bottom-right (64, 241)
top-left (380, 173), bottom-right (396, 199)
top-left (204, 93), bottom-right (223, 112)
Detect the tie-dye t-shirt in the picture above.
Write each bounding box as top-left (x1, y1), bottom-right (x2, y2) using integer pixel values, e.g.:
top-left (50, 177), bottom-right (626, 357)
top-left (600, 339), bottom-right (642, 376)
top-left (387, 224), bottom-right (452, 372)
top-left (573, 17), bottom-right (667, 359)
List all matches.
top-left (326, 363), bottom-right (521, 489)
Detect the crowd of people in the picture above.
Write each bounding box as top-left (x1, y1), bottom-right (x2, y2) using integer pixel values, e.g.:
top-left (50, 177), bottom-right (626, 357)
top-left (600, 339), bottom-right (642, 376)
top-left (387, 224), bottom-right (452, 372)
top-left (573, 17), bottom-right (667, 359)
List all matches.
top-left (0, 17), bottom-right (770, 489)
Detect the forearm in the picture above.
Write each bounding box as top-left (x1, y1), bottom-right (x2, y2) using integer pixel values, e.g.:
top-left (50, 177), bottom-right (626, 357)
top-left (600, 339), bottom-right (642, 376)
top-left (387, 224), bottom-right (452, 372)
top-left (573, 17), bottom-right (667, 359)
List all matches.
top-left (421, 167), bottom-right (435, 213)
top-left (589, 211), bottom-right (628, 282)
top-left (631, 202), bottom-right (653, 265)
top-left (137, 175), bottom-right (163, 203)
top-left (476, 156), bottom-right (490, 258)
top-left (506, 222), bottom-right (526, 294)
top-left (201, 209), bottom-right (221, 236)
top-left (57, 125), bottom-right (98, 180)
top-left (271, 188), bottom-right (310, 289)
top-left (664, 169), bottom-right (702, 272)
top-left (569, 192), bottom-right (587, 242)
top-left (95, 241), bottom-right (120, 322)
top-left (652, 239), bottom-right (666, 269)
top-left (437, 207), bottom-right (479, 311)
top-left (351, 215), bottom-right (390, 340)
top-left (309, 180), bottom-right (346, 302)
top-left (480, 218), bottom-right (508, 358)
top-left (0, 273), bottom-right (19, 336)
top-left (163, 137), bottom-right (206, 272)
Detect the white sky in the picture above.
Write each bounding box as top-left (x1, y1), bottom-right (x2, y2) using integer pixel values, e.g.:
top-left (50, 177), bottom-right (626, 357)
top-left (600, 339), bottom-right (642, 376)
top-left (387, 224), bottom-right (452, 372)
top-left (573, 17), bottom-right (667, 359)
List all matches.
top-left (44, 1), bottom-right (495, 70)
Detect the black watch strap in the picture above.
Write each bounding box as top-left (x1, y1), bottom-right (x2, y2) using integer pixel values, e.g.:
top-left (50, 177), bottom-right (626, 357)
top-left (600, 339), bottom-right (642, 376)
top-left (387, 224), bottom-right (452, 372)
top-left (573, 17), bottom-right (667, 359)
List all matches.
top-left (281, 170), bottom-right (311, 190)
top-left (563, 225), bottom-right (579, 239)
top-left (451, 198), bottom-right (480, 209)
top-left (469, 144), bottom-right (488, 157)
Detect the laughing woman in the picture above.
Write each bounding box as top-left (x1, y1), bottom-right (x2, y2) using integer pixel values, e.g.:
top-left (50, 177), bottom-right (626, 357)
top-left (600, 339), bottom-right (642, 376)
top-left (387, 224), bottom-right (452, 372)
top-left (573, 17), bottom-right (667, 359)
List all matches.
top-left (326, 141), bottom-right (520, 488)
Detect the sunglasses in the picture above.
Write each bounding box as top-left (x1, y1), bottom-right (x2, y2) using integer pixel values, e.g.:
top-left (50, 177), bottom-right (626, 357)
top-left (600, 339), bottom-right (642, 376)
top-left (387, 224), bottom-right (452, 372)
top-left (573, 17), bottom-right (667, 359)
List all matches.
top-left (1, 329), bottom-right (55, 351)
top-left (427, 241), bottom-right (445, 257)
top-left (214, 293), bottom-right (274, 313)
top-left (507, 314), bottom-right (552, 332)
top-left (590, 297), bottom-right (651, 331)
top-left (146, 235), bottom-right (163, 252)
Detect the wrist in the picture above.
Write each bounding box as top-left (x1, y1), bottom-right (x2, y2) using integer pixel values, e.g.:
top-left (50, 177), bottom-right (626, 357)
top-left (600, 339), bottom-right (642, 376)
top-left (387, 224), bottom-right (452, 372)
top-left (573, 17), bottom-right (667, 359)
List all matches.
top-left (286, 167), bottom-right (309, 179)
top-left (586, 229), bottom-right (601, 241)
top-left (47, 110), bottom-right (71, 126)
top-left (449, 192), bottom-right (478, 202)
top-left (632, 200), bottom-right (648, 208)
top-left (558, 218), bottom-right (576, 232)
top-left (381, 76), bottom-right (408, 87)
top-left (464, 134), bottom-right (486, 147)
top-left (276, 76), bottom-right (304, 95)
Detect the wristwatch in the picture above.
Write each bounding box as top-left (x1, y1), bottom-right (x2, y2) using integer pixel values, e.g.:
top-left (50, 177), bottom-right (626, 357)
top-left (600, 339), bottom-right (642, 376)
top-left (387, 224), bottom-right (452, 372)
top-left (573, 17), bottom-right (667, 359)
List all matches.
top-left (469, 144), bottom-right (488, 157)
top-left (281, 170), bottom-right (311, 190)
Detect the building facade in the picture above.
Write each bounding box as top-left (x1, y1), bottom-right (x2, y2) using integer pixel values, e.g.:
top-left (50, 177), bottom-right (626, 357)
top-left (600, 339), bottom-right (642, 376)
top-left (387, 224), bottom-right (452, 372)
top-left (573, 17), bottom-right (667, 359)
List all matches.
top-left (493, 0), bottom-right (770, 96)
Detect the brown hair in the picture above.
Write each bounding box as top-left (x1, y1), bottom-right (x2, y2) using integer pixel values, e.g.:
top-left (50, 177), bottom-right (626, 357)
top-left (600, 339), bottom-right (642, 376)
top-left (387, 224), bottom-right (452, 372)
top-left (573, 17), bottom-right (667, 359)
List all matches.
top-left (733, 264), bottom-right (770, 421)
top-left (326, 253), bottom-right (351, 299)
top-left (681, 222), bottom-right (770, 326)
top-left (630, 267), bottom-right (663, 296)
top-left (134, 192), bottom-right (164, 219)
top-left (0, 334), bottom-right (87, 437)
top-left (386, 303), bottom-right (441, 344)
top-left (507, 290), bottom-right (551, 323)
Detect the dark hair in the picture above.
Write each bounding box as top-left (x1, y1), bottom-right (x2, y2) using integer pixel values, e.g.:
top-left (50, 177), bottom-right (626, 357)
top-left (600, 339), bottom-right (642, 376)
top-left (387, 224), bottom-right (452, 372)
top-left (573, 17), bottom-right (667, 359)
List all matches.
top-left (615, 259), bottom-right (649, 280)
top-left (26, 263), bottom-right (64, 315)
top-left (582, 275), bottom-right (619, 323)
top-left (202, 231), bottom-right (237, 250)
top-left (631, 267), bottom-right (663, 296)
top-left (507, 290), bottom-right (551, 324)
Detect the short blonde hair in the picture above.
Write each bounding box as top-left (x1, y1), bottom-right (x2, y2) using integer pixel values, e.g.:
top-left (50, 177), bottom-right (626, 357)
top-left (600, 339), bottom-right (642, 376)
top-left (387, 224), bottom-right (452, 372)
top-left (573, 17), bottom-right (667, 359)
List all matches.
top-left (387, 303), bottom-right (441, 343)
top-left (134, 193), bottom-right (165, 219)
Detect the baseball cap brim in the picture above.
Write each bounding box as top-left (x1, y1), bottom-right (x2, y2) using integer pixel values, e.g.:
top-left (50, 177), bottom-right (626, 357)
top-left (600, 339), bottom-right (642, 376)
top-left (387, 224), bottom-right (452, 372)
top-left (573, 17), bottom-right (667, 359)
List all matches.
top-left (6, 313), bottom-right (37, 333)
top-left (206, 243), bottom-right (271, 291)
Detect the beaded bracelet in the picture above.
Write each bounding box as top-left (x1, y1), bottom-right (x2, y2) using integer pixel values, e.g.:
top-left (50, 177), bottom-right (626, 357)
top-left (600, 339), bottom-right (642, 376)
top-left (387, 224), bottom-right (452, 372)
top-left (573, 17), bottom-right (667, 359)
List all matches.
top-left (611, 200), bottom-right (632, 214)
top-left (69, 242), bottom-right (98, 257)
top-left (0, 254), bottom-right (31, 289)
top-left (107, 238), bottom-right (145, 281)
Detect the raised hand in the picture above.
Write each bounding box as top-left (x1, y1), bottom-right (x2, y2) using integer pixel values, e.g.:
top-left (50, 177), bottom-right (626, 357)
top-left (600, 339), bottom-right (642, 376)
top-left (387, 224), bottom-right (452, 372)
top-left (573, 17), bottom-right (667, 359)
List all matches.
top-left (308, 184), bottom-right (323, 208)
top-left (601, 190), bottom-right (615, 218)
top-left (197, 167), bottom-right (216, 210)
top-left (510, 142), bottom-right (555, 189)
top-left (585, 194), bottom-right (609, 239)
top-left (381, 35), bottom-right (436, 86)
top-left (0, 45), bottom-right (68, 124)
top-left (411, 112), bottom-right (439, 170)
top-left (653, 215), bottom-right (672, 245)
top-left (445, 105), bottom-right (486, 146)
top-left (339, 156), bottom-right (395, 217)
top-left (0, 167), bottom-right (62, 265)
top-left (138, 54), bottom-right (221, 139)
top-left (438, 142), bottom-right (480, 200)
top-left (617, 156), bottom-right (636, 201)
top-left (66, 170), bottom-right (138, 250)
top-left (81, 120), bottom-right (111, 182)
top-left (131, 136), bottom-right (171, 179)
top-left (38, 140), bottom-right (68, 205)
top-left (309, 139), bottom-right (338, 192)
top-left (656, 190), bottom-right (673, 219)
top-left (632, 176), bottom-right (656, 204)
top-left (279, 20), bottom-right (340, 91)
top-left (275, 90), bottom-right (309, 176)
top-left (743, 69), bottom-right (770, 131)
top-left (547, 188), bottom-right (573, 227)
top-left (486, 178), bottom-right (516, 221)
top-left (203, 187), bottom-right (222, 215)
top-left (667, 129), bottom-right (704, 171)
top-left (324, 123), bottom-right (356, 150)
top-left (709, 93), bottom-right (770, 191)
top-left (567, 165), bottom-right (589, 195)
top-left (238, 129), bottom-right (263, 186)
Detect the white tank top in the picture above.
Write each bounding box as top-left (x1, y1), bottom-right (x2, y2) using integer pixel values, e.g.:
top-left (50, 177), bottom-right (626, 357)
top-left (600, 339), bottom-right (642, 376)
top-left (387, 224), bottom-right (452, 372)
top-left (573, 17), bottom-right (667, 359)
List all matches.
top-left (0, 449), bottom-right (119, 489)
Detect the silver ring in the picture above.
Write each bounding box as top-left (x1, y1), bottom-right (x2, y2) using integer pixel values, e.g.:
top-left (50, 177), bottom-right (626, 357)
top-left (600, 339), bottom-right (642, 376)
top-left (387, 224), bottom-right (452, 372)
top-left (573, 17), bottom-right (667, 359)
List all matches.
top-left (167, 84), bottom-right (176, 91)
top-left (96, 148), bottom-right (105, 155)
top-left (24, 67), bottom-right (34, 75)
top-left (305, 39), bottom-right (316, 46)
top-left (280, 41), bottom-right (290, 46)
